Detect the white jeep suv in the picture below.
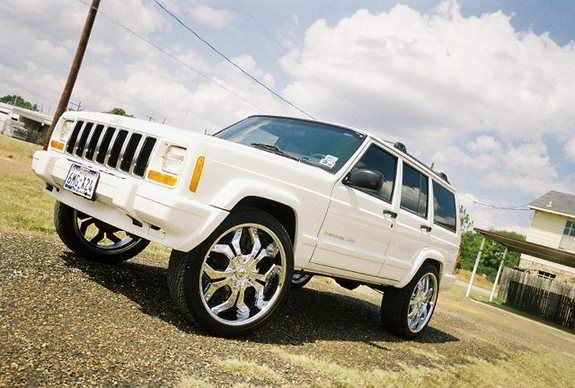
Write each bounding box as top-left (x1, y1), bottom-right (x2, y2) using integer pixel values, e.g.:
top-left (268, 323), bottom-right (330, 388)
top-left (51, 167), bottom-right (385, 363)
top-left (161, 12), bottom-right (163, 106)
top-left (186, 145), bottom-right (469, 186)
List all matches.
top-left (33, 112), bottom-right (459, 338)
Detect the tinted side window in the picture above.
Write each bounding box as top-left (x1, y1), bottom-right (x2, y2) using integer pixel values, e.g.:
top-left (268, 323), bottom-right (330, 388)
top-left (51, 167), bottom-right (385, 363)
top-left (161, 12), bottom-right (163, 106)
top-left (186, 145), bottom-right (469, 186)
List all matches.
top-left (400, 163), bottom-right (428, 218)
top-left (433, 181), bottom-right (457, 232)
top-left (348, 144), bottom-right (397, 203)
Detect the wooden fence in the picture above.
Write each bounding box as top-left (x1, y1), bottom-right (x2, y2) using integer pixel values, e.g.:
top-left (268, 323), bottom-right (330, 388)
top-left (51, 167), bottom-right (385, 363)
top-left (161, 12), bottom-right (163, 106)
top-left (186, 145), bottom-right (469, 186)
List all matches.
top-left (497, 268), bottom-right (575, 329)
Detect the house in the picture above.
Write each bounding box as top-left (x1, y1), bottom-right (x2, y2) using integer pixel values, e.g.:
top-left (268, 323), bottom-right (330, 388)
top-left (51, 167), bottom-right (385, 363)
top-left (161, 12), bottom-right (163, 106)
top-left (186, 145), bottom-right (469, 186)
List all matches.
top-left (520, 190), bottom-right (575, 283)
top-left (0, 102), bottom-right (52, 144)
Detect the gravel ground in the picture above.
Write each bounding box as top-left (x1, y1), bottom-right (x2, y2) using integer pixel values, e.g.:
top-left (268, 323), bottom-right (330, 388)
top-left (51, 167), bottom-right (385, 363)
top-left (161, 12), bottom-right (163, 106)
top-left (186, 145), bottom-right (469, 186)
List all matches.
top-left (1, 231), bottom-right (574, 387)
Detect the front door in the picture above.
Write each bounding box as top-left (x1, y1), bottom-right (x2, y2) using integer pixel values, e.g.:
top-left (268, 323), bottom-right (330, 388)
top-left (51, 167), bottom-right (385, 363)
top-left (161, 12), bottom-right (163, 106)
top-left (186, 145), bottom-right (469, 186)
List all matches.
top-left (312, 144), bottom-right (399, 278)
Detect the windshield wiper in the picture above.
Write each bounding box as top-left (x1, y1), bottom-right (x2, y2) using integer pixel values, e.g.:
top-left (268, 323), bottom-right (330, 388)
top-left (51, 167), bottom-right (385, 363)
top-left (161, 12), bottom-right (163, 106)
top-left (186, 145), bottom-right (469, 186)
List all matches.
top-left (250, 143), bottom-right (299, 161)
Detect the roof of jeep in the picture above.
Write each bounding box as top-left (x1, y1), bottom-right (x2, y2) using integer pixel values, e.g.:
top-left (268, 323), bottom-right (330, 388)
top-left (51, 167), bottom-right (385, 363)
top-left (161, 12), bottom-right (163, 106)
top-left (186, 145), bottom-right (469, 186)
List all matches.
top-left (245, 115), bottom-right (455, 190)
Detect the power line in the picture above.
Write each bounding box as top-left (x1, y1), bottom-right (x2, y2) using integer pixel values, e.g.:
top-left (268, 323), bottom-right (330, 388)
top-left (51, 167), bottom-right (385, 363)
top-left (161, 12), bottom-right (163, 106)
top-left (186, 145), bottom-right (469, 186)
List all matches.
top-left (153, 0), bottom-right (317, 120)
top-left (459, 194), bottom-right (531, 211)
top-left (235, 0), bottom-right (284, 50)
top-left (74, 0), bottom-right (266, 113)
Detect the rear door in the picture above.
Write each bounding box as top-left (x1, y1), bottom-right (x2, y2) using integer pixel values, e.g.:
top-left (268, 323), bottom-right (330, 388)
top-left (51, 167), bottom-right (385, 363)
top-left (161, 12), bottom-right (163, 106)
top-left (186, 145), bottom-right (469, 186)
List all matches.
top-left (312, 143), bottom-right (398, 278)
top-left (380, 161), bottom-right (432, 280)
top-left (429, 180), bottom-right (459, 272)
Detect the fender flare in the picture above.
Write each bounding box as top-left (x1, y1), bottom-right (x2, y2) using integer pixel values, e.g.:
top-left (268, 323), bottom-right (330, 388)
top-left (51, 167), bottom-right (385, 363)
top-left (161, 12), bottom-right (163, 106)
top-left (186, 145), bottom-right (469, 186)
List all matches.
top-left (394, 247), bottom-right (445, 288)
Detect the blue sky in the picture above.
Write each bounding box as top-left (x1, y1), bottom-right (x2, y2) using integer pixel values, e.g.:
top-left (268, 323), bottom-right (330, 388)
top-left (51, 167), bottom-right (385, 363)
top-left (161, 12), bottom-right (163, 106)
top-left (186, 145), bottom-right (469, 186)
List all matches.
top-left (0, 0), bottom-right (574, 233)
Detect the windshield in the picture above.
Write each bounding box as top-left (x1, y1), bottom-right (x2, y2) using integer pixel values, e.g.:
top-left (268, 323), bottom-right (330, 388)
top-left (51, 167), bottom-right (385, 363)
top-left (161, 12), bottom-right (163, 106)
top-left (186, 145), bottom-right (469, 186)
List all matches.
top-left (214, 116), bottom-right (366, 173)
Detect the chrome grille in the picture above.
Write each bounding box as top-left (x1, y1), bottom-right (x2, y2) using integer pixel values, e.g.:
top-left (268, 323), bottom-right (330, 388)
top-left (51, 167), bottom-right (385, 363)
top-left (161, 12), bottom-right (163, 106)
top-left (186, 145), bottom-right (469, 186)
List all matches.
top-left (65, 120), bottom-right (157, 177)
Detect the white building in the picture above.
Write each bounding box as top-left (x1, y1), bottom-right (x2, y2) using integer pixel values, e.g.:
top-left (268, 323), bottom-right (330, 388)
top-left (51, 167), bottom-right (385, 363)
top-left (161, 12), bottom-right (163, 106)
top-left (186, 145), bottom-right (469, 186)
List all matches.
top-left (520, 190), bottom-right (575, 282)
top-left (0, 102), bottom-right (52, 144)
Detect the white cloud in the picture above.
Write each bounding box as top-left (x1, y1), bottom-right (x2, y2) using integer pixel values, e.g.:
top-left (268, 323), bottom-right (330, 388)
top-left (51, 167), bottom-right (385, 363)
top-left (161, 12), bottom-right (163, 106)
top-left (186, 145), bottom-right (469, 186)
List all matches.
top-left (280, 3), bottom-right (575, 143)
top-left (189, 5), bottom-right (235, 29)
top-left (467, 136), bottom-right (502, 154)
top-left (566, 138), bottom-right (575, 162)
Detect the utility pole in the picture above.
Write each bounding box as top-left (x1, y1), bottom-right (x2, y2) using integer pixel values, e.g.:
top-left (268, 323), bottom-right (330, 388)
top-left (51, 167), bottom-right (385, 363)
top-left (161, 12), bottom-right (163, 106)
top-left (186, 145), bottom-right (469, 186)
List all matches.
top-left (43, 0), bottom-right (101, 150)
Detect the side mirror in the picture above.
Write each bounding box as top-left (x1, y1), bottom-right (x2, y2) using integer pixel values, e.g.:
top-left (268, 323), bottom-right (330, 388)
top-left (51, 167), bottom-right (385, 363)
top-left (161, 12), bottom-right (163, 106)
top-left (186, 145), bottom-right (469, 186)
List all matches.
top-left (343, 169), bottom-right (383, 191)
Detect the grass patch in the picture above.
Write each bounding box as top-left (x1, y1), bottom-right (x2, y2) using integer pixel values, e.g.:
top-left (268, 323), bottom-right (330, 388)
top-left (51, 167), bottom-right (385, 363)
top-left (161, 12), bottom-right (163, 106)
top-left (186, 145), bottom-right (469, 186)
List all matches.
top-left (455, 269), bottom-right (493, 290)
top-left (270, 348), bottom-right (574, 388)
top-left (0, 135), bottom-right (54, 235)
top-left (215, 358), bottom-right (281, 383)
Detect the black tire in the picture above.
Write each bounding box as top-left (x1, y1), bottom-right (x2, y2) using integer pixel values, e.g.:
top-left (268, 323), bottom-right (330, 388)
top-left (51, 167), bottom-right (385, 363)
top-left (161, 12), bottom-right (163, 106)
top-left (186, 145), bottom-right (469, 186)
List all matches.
top-left (291, 273), bottom-right (313, 289)
top-left (381, 264), bottom-right (439, 339)
top-left (54, 201), bottom-right (149, 264)
top-left (168, 209), bottom-right (294, 337)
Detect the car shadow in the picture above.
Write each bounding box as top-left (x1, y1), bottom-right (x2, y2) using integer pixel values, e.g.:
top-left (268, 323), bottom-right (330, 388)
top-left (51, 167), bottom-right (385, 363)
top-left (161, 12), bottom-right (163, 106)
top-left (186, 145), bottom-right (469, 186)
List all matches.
top-left (60, 252), bottom-right (459, 346)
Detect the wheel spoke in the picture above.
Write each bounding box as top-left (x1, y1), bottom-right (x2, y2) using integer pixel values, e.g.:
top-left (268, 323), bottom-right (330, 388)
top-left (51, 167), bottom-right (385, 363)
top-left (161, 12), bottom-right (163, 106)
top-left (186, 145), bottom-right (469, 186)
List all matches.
top-left (417, 307), bottom-right (427, 323)
top-left (250, 280), bottom-right (266, 309)
top-left (254, 264), bottom-right (282, 283)
top-left (231, 228), bottom-right (243, 256)
top-left (212, 244), bottom-right (235, 260)
top-left (408, 306), bottom-right (418, 319)
top-left (211, 288), bottom-right (239, 314)
top-left (107, 232), bottom-right (121, 244)
top-left (90, 230), bottom-right (105, 244)
top-left (79, 219), bottom-right (93, 236)
top-left (203, 263), bottom-right (234, 280)
top-left (203, 278), bottom-right (232, 302)
top-left (235, 287), bottom-right (250, 320)
top-left (248, 227), bottom-right (261, 258)
top-left (265, 242), bottom-right (279, 258)
top-left (423, 287), bottom-right (434, 302)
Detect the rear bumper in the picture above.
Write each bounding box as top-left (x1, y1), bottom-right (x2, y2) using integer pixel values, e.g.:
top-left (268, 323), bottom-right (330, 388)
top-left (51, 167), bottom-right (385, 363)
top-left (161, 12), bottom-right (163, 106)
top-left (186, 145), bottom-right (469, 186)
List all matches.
top-left (32, 150), bottom-right (228, 251)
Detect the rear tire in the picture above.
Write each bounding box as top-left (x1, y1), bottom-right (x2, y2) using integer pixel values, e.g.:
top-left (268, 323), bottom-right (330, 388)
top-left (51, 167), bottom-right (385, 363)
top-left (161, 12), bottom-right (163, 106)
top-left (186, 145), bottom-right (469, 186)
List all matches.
top-left (168, 209), bottom-right (293, 337)
top-left (54, 201), bottom-right (149, 264)
top-left (381, 264), bottom-right (439, 339)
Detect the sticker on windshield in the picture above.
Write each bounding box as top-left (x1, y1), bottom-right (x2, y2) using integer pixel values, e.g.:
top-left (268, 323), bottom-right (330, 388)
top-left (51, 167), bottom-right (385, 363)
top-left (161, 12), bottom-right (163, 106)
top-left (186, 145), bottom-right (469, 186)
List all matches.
top-left (319, 155), bottom-right (338, 169)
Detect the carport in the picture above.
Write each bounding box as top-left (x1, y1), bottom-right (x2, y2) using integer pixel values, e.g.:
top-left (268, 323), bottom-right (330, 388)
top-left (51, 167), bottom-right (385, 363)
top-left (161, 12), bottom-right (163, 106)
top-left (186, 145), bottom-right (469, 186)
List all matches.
top-left (466, 227), bottom-right (575, 302)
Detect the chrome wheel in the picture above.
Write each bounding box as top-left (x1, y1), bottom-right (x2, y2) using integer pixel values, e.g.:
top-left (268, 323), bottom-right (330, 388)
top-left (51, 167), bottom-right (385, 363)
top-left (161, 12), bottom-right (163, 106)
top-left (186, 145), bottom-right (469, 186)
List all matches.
top-left (407, 273), bottom-right (437, 333)
top-left (199, 223), bottom-right (287, 326)
top-left (73, 210), bottom-right (141, 252)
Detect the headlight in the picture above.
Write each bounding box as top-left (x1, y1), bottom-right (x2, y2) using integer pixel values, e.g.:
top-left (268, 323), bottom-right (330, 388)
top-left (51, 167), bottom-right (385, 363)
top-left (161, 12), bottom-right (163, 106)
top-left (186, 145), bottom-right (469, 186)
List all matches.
top-left (59, 120), bottom-right (75, 142)
top-left (162, 146), bottom-right (186, 175)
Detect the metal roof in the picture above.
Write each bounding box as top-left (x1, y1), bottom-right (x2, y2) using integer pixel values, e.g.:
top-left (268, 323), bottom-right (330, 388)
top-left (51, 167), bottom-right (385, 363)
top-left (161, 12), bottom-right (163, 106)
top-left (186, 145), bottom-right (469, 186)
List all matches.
top-left (529, 190), bottom-right (575, 218)
top-left (474, 228), bottom-right (575, 268)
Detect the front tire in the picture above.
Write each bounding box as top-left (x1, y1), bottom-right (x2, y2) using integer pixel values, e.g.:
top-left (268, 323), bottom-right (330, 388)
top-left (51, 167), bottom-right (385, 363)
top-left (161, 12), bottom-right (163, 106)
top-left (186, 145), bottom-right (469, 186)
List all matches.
top-left (54, 201), bottom-right (149, 264)
top-left (381, 264), bottom-right (439, 339)
top-left (168, 209), bottom-right (293, 337)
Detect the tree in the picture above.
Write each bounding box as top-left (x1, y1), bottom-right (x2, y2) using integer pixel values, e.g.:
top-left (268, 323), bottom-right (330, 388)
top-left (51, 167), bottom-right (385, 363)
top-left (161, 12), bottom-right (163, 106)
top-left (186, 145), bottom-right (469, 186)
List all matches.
top-left (459, 229), bottom-right (525, 281)
top-left (459, 205), bottom-right (474, 232)
top-left (104, 107), bottom-right (135, 117)
top-left (456, 204), bottom-right (527, 279)
top-left (0, 95), bottom-right (38, 111)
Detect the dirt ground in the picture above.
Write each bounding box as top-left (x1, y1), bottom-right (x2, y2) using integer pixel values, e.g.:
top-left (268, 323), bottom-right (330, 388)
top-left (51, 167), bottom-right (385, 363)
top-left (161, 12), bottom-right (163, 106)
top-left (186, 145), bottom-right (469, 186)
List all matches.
top-left (1, 231), bottom-right (574, 387)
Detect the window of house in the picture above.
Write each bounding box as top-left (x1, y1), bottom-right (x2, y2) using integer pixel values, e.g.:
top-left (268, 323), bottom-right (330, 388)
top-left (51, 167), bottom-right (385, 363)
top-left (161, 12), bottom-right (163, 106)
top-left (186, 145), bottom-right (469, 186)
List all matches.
top-left (563, 221), bottom-right (575, 237)
top-left (400, 163), bottom-right (428, 218)
top-left (347, 144), bottom-right (397, 203)
top-left (537, 270), bottom-right (556, 281)
top-left (433, 181), bottom-right (457, 232)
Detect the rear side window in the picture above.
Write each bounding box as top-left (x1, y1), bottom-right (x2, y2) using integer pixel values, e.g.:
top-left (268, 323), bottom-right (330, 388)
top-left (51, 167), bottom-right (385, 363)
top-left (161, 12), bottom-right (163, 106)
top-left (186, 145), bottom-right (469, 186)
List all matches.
top-left (433, 181), bottom-right (457, 232)
top-left (348, 144), bottom-right (397, 203)
top-left (400, 163), bottom-right (428, 218)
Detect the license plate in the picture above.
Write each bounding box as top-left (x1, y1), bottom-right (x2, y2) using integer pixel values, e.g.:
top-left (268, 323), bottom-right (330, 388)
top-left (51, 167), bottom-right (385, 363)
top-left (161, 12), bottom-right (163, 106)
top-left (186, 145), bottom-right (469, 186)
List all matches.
top-left (63, 164), bottom-right (100, 200)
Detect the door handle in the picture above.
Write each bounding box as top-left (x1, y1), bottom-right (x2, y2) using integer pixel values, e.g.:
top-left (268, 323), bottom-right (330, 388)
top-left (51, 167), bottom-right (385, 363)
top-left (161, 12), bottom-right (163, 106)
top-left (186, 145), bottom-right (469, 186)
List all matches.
top-left (420, 225), bottom-right (432, 232)
top-left (383, 210), bottom-right (397, 218)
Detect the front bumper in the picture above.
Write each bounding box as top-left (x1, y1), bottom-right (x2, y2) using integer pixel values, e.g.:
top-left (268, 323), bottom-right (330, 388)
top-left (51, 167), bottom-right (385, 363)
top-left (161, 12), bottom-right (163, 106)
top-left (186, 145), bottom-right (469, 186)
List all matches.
top-left (32, 150), bottom-right (228, 251)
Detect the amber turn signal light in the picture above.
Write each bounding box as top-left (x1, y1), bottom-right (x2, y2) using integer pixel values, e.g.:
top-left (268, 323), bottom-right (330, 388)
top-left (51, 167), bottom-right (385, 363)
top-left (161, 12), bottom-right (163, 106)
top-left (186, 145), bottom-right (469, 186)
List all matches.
top-left (50, 140), bottom-right (65, 151)
top-left (189, 156), bottom-right (205, 192)
top-left (148, 170), bottom-right (178, 186)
